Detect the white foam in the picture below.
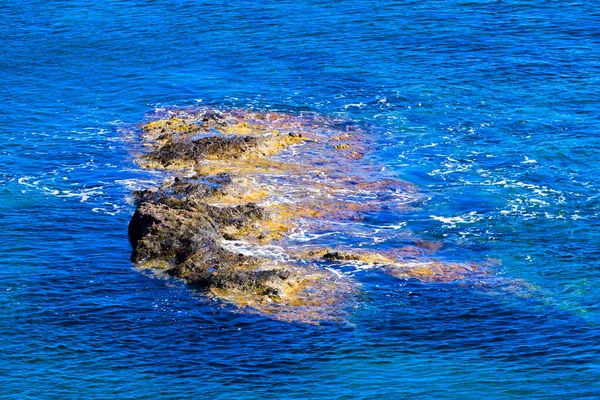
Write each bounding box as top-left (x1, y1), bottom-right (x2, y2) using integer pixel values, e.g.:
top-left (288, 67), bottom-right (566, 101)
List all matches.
top-left (289, 230), bottom-right (338, 242)
top-left (115, 178), bottom-right (161, 191)
top-left (430, 212), bottom-right (483, 228)
top-left (220, 240), bottom-right (289, 263)
top-left (343, 102), bottom-right (366, 109)
top-left (520, 156), bottom-right (537, 164)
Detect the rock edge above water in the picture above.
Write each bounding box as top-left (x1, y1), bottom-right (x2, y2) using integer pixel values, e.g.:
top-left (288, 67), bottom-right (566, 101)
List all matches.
top-left (127, 107), bottom-right (525, 324)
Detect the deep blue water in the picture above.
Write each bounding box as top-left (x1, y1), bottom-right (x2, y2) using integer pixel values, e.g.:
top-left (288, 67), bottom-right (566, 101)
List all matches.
top-left (1, 1), bottom-right (599, 398)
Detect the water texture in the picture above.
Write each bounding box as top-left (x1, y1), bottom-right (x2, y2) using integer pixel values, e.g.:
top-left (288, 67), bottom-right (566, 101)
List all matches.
top-left (1, 1), bottom-right (599, 398)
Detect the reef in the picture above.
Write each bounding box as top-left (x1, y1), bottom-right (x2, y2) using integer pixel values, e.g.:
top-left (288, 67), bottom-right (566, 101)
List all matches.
top-left (127, 107), bottom-right (517, 324)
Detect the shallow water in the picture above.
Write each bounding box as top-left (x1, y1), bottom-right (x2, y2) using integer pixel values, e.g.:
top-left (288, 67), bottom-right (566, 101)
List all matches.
top-left (1, 1), bottom-right (599, 398)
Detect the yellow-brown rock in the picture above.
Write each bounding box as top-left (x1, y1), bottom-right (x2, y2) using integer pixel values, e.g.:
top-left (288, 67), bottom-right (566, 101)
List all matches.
top-left (128, 106), bottom-right (512, 323)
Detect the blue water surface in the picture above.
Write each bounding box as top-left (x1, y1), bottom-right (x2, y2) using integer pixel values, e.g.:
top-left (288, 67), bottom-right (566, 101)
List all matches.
top-left (1, 1), bottom-right (599, 398)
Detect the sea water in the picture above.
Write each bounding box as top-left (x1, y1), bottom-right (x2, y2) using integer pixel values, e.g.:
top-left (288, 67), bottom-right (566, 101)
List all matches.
top-left (1, 1), bottom-right (599, 398)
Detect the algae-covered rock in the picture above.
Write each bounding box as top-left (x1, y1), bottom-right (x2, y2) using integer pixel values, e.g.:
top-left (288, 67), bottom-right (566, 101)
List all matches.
top-left (129, 190), bottom-right (329, 309)
top-left (128, 108), bottom-right (369, 323)
top-left (142, 133), bottom-right (304, 169)
top-left (128, 106), bottom-right (517, 324)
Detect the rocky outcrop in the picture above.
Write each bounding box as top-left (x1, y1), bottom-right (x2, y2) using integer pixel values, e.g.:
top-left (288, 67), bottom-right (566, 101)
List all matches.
top-left (127, 107), bottom-right (516, 323)
top-left (129, 174), bottom-right (349, 320)
top-left (141, 133), bottom-right (304, 169)
top-left (128, 109), bottom-right (362, 323)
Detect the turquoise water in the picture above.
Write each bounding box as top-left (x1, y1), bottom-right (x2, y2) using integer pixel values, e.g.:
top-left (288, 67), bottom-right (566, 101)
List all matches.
top-left (1, 1), bottom-right (599, 398)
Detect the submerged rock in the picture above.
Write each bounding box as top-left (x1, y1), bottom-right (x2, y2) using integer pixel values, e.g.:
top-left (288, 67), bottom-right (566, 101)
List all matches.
top-left (127, 106), bottom-right (518, 323)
